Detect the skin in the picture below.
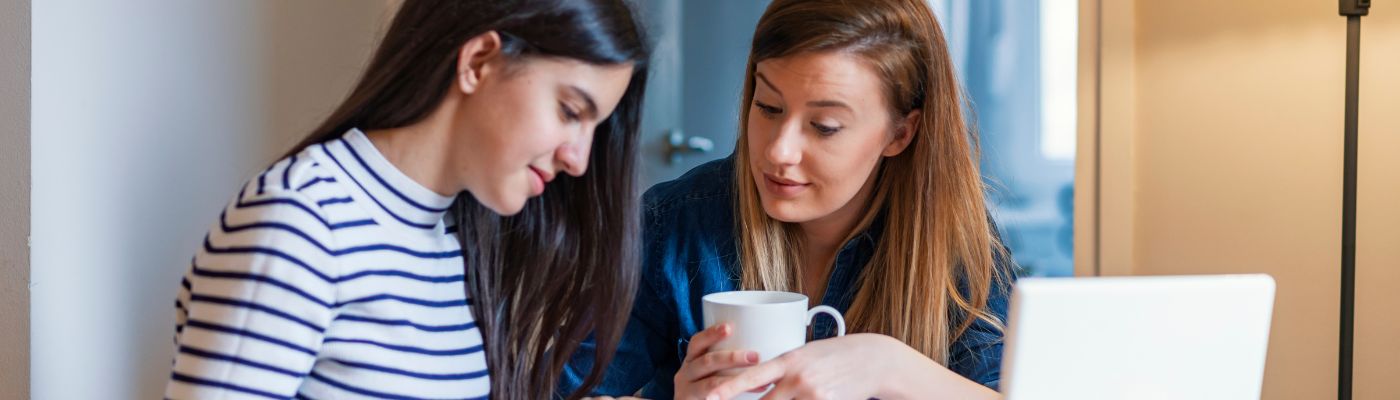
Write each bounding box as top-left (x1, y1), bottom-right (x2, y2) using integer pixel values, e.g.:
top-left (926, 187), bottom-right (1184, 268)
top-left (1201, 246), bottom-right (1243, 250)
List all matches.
top-left (669, 52), bottom-right (1000, 400)
top-left (745, 51), bottom-right (916, 302)
top-left (365, 31), bottom-right (635, 216)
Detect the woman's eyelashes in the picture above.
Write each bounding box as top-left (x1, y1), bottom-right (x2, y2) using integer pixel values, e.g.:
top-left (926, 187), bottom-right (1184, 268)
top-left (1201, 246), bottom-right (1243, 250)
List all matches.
top-left (810, 121), bottom-right (841, 135)
top-left (753, 100), bottom-right (843, 136)
top-left (560, 101), bottom-right (582, 123)
top-left (754, 100), bottom-right (782, 118)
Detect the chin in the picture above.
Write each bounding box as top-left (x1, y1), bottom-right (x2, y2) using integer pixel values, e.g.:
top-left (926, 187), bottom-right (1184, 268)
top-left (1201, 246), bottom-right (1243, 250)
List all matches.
top-left (760, 198), bottom-right (817, 223)
top-left (477, 192), bottom-right (526, 216)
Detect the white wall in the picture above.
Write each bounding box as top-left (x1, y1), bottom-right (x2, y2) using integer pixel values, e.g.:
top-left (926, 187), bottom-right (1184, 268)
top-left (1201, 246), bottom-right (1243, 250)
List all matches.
top-left (30, 1), bottom-right (390, 398)
top-left (1, 0), bottom-right (31, 398)
top-left (1091, 0), bottom-right (1400, 398)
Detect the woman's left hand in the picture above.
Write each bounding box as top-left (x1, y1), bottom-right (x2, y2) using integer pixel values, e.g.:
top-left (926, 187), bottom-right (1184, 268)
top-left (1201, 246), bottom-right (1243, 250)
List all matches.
top-left (702, 333), bottom-right (1000, 400)
top-left (700, 333), bottom-right (906, 400)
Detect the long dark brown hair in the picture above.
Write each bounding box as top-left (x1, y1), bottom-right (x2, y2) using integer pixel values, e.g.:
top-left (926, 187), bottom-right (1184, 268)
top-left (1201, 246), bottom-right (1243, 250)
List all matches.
top-left (284, 1), bottom-right (649, 399)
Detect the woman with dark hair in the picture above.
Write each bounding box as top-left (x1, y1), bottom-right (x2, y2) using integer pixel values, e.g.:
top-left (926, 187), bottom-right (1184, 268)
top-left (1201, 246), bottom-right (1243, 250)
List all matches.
top-left (564, 0), bottom-right (1012, 399)
top-left (165, 1), bottom-right (648, 399)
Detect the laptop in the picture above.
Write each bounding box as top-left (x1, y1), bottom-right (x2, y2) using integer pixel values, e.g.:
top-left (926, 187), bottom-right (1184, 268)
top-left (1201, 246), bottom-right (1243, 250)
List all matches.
top-left (999, 274), bottom-right (1276, 400)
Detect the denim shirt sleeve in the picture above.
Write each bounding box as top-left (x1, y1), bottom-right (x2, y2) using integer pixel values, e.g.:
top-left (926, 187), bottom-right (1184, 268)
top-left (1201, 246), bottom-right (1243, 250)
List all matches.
top-left (557, 159), bottom-right (739, 398)
top-left (557, 269), bottom-right (679, 397)
top-left (945, 219), bottom-right (1019, 390)
top-left (945, 274), bottom-right (1014, 390)
top-left (557, 199), bottom-right (682, 397)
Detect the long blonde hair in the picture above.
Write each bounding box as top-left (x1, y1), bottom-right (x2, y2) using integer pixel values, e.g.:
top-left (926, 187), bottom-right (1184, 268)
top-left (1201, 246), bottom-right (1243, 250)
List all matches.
top-left (735, 0), bottom-right (1011, 364)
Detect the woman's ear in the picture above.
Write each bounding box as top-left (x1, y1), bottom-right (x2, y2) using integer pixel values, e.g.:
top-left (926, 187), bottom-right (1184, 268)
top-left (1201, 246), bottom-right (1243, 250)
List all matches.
top-left (882, 109), bottom-right (920, 157)
top-left (456, 31), bottom-right (504, 95)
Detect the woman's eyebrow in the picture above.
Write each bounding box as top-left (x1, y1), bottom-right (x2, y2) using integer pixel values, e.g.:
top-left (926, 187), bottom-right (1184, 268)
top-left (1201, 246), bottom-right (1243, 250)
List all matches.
top-left (806, 99), bottom-right (851, 110)
top-left (755, 72), bottom-right (783, 98)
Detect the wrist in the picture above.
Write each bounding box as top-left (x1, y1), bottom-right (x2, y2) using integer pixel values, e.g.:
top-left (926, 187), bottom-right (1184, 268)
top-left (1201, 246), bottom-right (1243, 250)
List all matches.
top-left (871, 336), bottom-right (1001, 400)
top-left (872, 335), bottom-right (934, 400)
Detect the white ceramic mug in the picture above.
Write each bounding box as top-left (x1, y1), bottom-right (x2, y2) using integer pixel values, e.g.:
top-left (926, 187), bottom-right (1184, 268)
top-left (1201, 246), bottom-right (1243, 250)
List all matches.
top-left (701, 291), bottom-right (846, 398)
top-left (701, 290), bottom-right (845, 369)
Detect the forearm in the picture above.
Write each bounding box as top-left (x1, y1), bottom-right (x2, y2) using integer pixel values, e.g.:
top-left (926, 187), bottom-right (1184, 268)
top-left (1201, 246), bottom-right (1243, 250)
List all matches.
top-left (877, 340), bottom-right (1001, 400)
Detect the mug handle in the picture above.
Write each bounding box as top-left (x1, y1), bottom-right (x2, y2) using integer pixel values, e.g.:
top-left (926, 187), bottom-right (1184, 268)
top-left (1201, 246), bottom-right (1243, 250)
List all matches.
top-left (806, 305), bottom-right (846, 337)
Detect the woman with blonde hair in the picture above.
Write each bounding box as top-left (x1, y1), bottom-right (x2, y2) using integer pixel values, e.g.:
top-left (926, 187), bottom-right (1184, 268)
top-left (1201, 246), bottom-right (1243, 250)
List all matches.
top-left (561, 0), bottom-right (1013, 398)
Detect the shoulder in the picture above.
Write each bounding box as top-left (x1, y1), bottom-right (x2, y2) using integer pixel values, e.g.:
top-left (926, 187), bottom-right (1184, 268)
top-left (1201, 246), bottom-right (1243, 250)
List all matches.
top-left (987, 213), bottom-right (1019, 298)
top-left (643, 156), bottom-right (736, 221)
top-left (631, 158), bottom-right (745, 344)
top-left (196, 152), bottom-right (348, 284)
top-left (640, 157), bottom-right (740, 251)
top-left (637, 157), bottom-right (742, 290)
top-left (217, 151), bottom-right (345, 241)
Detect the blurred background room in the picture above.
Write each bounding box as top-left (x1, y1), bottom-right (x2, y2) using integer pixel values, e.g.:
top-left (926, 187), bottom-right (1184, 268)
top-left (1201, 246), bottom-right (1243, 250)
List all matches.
top-left (0, 0), bottom-right (1397, 399)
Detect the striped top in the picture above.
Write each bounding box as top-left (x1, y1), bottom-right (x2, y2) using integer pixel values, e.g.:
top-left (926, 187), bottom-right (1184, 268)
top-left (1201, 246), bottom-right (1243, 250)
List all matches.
top-left (166, 129), bottom-right (490, 400)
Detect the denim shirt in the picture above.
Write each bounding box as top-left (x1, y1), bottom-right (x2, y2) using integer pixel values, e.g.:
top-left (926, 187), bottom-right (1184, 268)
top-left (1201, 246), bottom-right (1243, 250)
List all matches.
top-left (559, 157), bottom-right (1015, 398)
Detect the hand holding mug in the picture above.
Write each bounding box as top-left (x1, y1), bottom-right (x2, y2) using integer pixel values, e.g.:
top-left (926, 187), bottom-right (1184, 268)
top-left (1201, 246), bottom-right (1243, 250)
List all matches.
top-left (702, 333), bottom-right (916, 400)
top-left (679, 291), bottom-right (846, 400)
top-left (699, 332), bottom-right (1002, 400)
top-left (672, 323), bottom-right (762, 400)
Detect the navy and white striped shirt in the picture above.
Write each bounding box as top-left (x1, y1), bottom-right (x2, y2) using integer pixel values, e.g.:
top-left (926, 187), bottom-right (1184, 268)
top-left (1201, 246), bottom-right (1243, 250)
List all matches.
top-left (167, 129), bottom-right (490, 399)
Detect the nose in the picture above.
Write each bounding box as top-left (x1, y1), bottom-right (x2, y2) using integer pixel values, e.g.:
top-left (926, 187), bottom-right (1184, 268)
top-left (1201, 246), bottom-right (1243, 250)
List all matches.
top-left (555, 128), bottom-right (593, 177)
top-left (764, 119), bottom-right (803, 167)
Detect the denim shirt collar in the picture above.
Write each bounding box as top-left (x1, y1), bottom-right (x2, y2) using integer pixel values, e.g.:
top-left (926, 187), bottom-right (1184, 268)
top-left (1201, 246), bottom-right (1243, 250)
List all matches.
top-left (810, 210), bottom-right (885, 338)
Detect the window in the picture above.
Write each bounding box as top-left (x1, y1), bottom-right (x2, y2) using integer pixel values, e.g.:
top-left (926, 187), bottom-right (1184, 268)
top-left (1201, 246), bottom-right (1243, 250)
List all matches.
top-left (932, 0), bottom-right (1078, 276)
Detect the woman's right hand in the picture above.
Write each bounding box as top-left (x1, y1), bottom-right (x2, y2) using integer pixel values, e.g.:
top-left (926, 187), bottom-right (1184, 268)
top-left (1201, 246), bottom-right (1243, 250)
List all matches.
top-left (673, 323), bottom-right (761, 400)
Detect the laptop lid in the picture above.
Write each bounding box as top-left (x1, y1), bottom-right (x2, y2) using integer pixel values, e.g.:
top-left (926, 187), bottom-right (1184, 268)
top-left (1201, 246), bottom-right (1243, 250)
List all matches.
top-left (1000, 274), bottom-right (1276, 400)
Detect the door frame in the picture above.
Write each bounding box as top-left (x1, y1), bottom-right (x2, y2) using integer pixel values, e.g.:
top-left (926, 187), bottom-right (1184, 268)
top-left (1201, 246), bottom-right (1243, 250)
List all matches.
top-left (1074, 0), bottom-right (1135, 277)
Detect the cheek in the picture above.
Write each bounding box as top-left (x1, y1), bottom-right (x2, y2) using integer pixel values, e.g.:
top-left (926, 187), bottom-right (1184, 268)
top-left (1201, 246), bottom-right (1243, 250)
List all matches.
top-left (479, 79), bottom-right (568, 161)
top-left (745, 117), bottom-right (775, 159)
top-left (486, 105), bottom-right (563, 163)
top-left (463, 108), bottom-right (558, 197)
top-left (807, 134), bottom-right (886, 199)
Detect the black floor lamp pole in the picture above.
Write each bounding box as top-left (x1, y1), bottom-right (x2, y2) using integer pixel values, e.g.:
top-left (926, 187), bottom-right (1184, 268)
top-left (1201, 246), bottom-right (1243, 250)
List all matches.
top-left (1338, 1), bottom-right (1368, 399)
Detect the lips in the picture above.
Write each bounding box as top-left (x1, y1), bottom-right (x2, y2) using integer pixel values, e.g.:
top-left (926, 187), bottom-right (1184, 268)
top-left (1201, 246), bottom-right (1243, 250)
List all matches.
top-left (529, 166), bottom-right (555, 184)
top-left (761, 172), bottom-right (810, 198)
top-left (764, 173), bottom-right (805, 186)
top-left (528, 166), bottom-right (552, 196)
